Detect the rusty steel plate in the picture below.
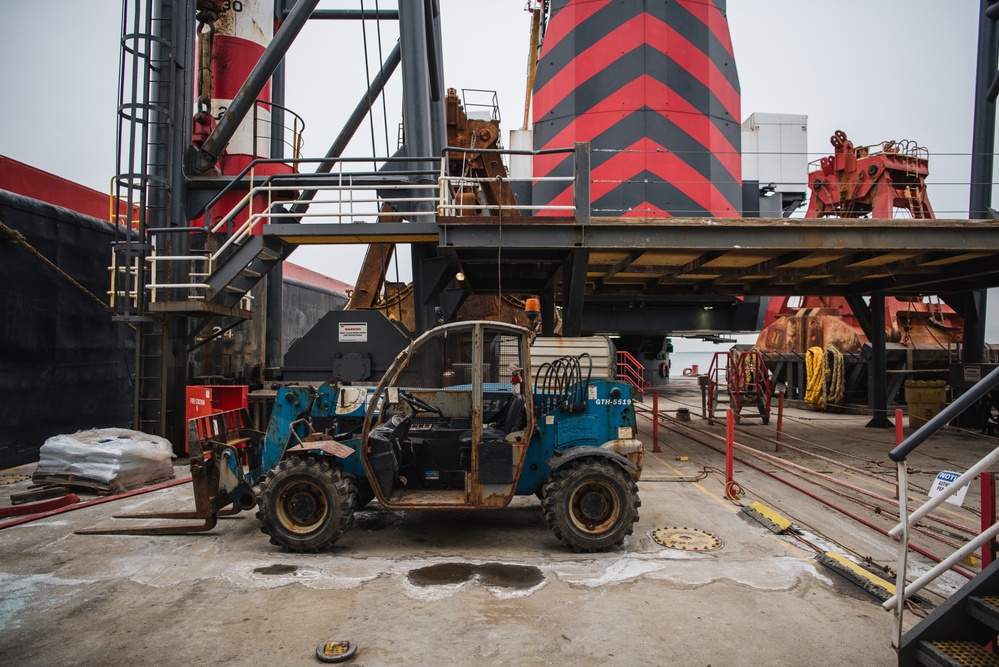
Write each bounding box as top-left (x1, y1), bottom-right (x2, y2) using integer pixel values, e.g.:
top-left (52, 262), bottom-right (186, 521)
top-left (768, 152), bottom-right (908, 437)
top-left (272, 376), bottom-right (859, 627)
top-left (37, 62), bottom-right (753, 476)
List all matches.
top-left (287, 435), bottom-right (355, 459)
top-left (652, 527), bottom-right (722, 552)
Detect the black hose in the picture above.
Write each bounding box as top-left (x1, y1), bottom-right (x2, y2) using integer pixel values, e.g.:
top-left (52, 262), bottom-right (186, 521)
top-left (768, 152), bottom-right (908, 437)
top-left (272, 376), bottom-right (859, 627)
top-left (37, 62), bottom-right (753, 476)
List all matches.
top-left (534, 354), bottom-right (592, 414)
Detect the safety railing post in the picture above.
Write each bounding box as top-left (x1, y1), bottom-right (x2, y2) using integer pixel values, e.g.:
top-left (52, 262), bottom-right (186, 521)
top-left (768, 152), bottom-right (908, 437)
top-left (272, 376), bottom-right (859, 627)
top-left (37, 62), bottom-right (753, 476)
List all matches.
top-left (652, 391), bottom-right (661, 453)
top-left (984, 472), bottom-right (997, 567)
top-left (726, 409), bottom-right (735, 488)
top-left (893, 459), bottom-right (910, 648)
top-left (573, 141), bottom-right (590, 225)
top-left (895, 408), bottom-right (904, 500)
top-left (775, 389), bottom-right (785, 452)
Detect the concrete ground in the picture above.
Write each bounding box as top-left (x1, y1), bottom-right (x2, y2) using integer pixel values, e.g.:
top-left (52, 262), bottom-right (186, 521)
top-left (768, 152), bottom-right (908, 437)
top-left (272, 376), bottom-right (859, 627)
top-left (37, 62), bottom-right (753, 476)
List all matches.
top-left (1, 377), bottom-right (991, 666)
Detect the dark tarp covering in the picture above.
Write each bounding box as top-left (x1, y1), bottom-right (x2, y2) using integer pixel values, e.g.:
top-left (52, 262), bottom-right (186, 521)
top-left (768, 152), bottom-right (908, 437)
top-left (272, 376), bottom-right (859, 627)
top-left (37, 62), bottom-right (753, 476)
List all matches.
top-left (0, 189), bottom-right (134, 469)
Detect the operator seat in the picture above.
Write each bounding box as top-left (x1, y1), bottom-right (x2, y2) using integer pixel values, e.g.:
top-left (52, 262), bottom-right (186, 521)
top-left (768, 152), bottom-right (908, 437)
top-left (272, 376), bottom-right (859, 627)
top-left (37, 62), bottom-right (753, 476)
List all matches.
top-left (458, 393), bottom-right (526, 470)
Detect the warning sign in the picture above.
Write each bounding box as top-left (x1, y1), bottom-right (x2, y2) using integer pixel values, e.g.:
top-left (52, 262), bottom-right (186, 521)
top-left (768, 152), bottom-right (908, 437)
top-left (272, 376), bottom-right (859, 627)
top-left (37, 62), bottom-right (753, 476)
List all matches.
top-left (927, 470), bottom-right (970, 507)
top-left (338, 322), bottom-right (368, 343)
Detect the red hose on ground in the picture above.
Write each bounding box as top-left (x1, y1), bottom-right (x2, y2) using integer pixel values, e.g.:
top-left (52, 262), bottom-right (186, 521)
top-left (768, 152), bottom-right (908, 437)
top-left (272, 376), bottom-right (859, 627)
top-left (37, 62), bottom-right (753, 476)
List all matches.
top-left (0, 493), bottom-right (81, 519)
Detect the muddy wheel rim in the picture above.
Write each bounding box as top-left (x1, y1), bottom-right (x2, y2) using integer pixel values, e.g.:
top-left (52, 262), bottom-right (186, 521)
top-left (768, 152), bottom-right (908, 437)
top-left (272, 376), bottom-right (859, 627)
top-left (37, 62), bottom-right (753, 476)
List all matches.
top-left (275, 479), bottom-right (330, 534)
top-left (568, 479), bottom-right (621, 534)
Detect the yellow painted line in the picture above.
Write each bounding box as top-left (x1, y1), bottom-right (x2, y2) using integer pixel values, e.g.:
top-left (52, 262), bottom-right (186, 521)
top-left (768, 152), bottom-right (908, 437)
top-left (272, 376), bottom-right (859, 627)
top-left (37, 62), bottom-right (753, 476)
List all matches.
top-left (645, 450), bottom-right (733, 511)
top-left (774, 535), bottom-right (812, 559)
top-left (646, 450), bottom-right (820, 565)
top-left (842, 469), bottom-right (896, 493)
top-left (645, 448), bottom-right (825, 570)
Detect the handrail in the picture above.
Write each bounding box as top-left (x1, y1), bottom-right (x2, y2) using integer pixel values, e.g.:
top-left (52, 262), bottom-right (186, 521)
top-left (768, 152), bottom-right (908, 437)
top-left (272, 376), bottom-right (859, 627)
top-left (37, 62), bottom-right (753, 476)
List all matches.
top-left (441, 145), bottom-right (575, 157)
top-left (884, 365), bottom-right (999, 648)
top-left (251, 99), bottom-right (307, 160)
top-left (149, 165), bottom-right (438, 302)
top-left (200, 154), bottom-right (438, 229)
top-left (729, 349), bottom-right (772, 416)
top-left (436, 142), bottom-right (589, 220)
top-left (211, 180), bottom-right (438, 262)
top-left (616, 351), bottom-right (648, 395)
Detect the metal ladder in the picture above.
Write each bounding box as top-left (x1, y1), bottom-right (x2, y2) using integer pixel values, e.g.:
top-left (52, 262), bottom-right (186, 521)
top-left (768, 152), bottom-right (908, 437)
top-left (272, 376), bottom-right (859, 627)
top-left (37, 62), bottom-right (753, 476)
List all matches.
top-left (706, 352), bottom-right (733, 424)
top-left (111, 0), bottom-right (176, 435)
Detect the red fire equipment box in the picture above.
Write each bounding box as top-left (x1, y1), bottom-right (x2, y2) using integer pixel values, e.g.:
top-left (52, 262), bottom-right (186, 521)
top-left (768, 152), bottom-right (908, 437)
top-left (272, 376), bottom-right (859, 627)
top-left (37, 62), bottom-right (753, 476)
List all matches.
top-left (185, 385), bottom-right (249, 452)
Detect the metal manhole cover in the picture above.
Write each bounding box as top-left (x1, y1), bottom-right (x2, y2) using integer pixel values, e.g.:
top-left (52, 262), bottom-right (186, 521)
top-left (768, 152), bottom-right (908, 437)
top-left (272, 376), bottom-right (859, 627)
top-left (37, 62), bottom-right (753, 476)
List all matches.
top-left (0, 474), bottom-right (30, 486)
top-left (652, 527), bottom-right (722, 551)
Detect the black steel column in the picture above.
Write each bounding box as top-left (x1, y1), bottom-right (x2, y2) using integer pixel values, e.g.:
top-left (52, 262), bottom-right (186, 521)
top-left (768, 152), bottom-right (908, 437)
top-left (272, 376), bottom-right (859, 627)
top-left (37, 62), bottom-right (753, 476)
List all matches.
top-left (961, 289), bottom-right (989, 364)
top-left (265, 56), bottom-right (286, 374)
top-left (398, 0), bottom-right (435, 177)
top-left (561, 250), bottom-right (589, 337)
top-left (166, 0), bottom-right (197, 447)
top-left (399, 0), bottom-right (442, 334)
top-left (866, 292), bottom-right (892, 428)
top-left (148, 0), bottom-right (197, 447)
top-left (965, 0), bottom-right (999, 364)
top-left (411, 244), bottom-right (440, 334)
top-left (427, 0), bottom-right (447, 153)
top-left (845, 294), bottom-right (873, 341)
top-left (541, 283), bottom-right (556, 337)
top-left (970, 0), bottom-right (999, 221)
top-left (560, 142), bottom-right (591, 336)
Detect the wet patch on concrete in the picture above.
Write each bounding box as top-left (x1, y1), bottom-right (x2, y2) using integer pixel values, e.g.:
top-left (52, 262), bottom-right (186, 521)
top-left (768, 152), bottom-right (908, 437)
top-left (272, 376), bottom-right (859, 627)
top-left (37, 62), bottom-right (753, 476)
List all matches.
top-left (408, 562), bottom-right (544, 590)
top-left (408, 562), bottom-right (475, 586)
top-left (254, 564), bottom-right (298, 576)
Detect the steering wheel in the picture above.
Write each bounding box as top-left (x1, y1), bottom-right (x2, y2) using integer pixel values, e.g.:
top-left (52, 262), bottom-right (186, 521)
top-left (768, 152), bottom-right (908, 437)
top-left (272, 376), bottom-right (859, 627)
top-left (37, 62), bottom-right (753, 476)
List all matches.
top-left (387, 414), bottom-right (413, 446)
top-left (399, 390), bottom-right (443, 418)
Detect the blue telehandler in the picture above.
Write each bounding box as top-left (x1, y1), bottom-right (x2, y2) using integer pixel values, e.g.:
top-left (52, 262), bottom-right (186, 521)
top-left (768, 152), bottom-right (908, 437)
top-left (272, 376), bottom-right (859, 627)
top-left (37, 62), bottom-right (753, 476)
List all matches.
top-left (83, 321), bottom-right (643, 552)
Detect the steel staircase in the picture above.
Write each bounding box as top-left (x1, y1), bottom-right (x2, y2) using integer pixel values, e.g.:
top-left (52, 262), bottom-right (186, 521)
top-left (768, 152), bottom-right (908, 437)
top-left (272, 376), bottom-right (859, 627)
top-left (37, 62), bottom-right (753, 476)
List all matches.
top-left (706, 350), bottom-right (772, 425)
top-left (730, 349), bottom-right (772, 425)
top-left (899, 559), bottom-right (999, 666)
top-left (705, 351), bottom-right (732, 424)
top-left (202, 234), bottom-right (291, 310)
top-left (888, 366), bottom-right (999, 666)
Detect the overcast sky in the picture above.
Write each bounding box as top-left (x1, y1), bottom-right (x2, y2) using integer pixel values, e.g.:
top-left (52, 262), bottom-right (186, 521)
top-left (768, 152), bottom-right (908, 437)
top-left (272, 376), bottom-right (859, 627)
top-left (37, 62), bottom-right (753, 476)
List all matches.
top-left (1, 0), bottom-right (996, 339)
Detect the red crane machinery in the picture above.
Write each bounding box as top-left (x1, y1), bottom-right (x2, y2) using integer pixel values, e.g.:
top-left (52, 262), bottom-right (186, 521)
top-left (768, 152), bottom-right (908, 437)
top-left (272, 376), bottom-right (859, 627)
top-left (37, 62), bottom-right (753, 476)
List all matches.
top-left (806, 131), bottom-right (934, 219)
top-left (756, 131), bottom-right (962, 409)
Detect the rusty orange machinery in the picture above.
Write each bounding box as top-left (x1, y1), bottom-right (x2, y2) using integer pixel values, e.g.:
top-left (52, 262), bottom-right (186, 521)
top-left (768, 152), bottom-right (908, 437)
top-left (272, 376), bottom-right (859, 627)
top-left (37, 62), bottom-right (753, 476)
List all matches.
top-left (756, 296), bottom-right (963, 357)
top-left (754, 295), bottom-right (961, 408)
top-left (346, 89), bottom-right (531, 332)
top-left (759, 129), bottom-right (961, 357)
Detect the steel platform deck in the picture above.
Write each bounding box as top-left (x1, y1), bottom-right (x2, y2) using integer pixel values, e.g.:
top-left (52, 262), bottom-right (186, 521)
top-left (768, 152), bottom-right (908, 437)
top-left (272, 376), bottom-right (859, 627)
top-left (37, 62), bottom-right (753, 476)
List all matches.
top-left (265, 216), bottom-right (999, 298)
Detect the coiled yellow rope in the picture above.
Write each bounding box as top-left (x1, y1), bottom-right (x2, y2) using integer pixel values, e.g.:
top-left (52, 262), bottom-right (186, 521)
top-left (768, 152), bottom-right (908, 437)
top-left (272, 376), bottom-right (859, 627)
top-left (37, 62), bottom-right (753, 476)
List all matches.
top-left (825, 347), bottom-right (846, 407)
top-left (805, 346), bottom-right (847, 410)
top-left (805, 346), bottom-right (826, 409)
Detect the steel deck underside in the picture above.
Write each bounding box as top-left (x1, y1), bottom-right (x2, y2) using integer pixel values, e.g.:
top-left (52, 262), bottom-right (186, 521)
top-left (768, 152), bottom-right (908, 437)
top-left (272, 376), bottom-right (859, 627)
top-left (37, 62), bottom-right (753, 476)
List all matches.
top-left (264, 216), bottom-right (999, 297)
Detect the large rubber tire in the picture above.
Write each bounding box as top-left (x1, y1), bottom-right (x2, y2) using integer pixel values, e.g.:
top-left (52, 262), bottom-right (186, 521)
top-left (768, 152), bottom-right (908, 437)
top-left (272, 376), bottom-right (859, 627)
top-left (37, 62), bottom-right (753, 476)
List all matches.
top-left (542, 459), bottom-right (640, 553)
top-left (256, 456), bottom-right (356, 553)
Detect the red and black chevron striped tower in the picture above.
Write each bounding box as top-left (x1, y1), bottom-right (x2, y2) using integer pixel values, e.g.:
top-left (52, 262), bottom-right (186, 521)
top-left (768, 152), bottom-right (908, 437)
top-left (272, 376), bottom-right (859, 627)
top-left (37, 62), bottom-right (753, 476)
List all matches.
top-left (532, 0), bottom-right (742, 217)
